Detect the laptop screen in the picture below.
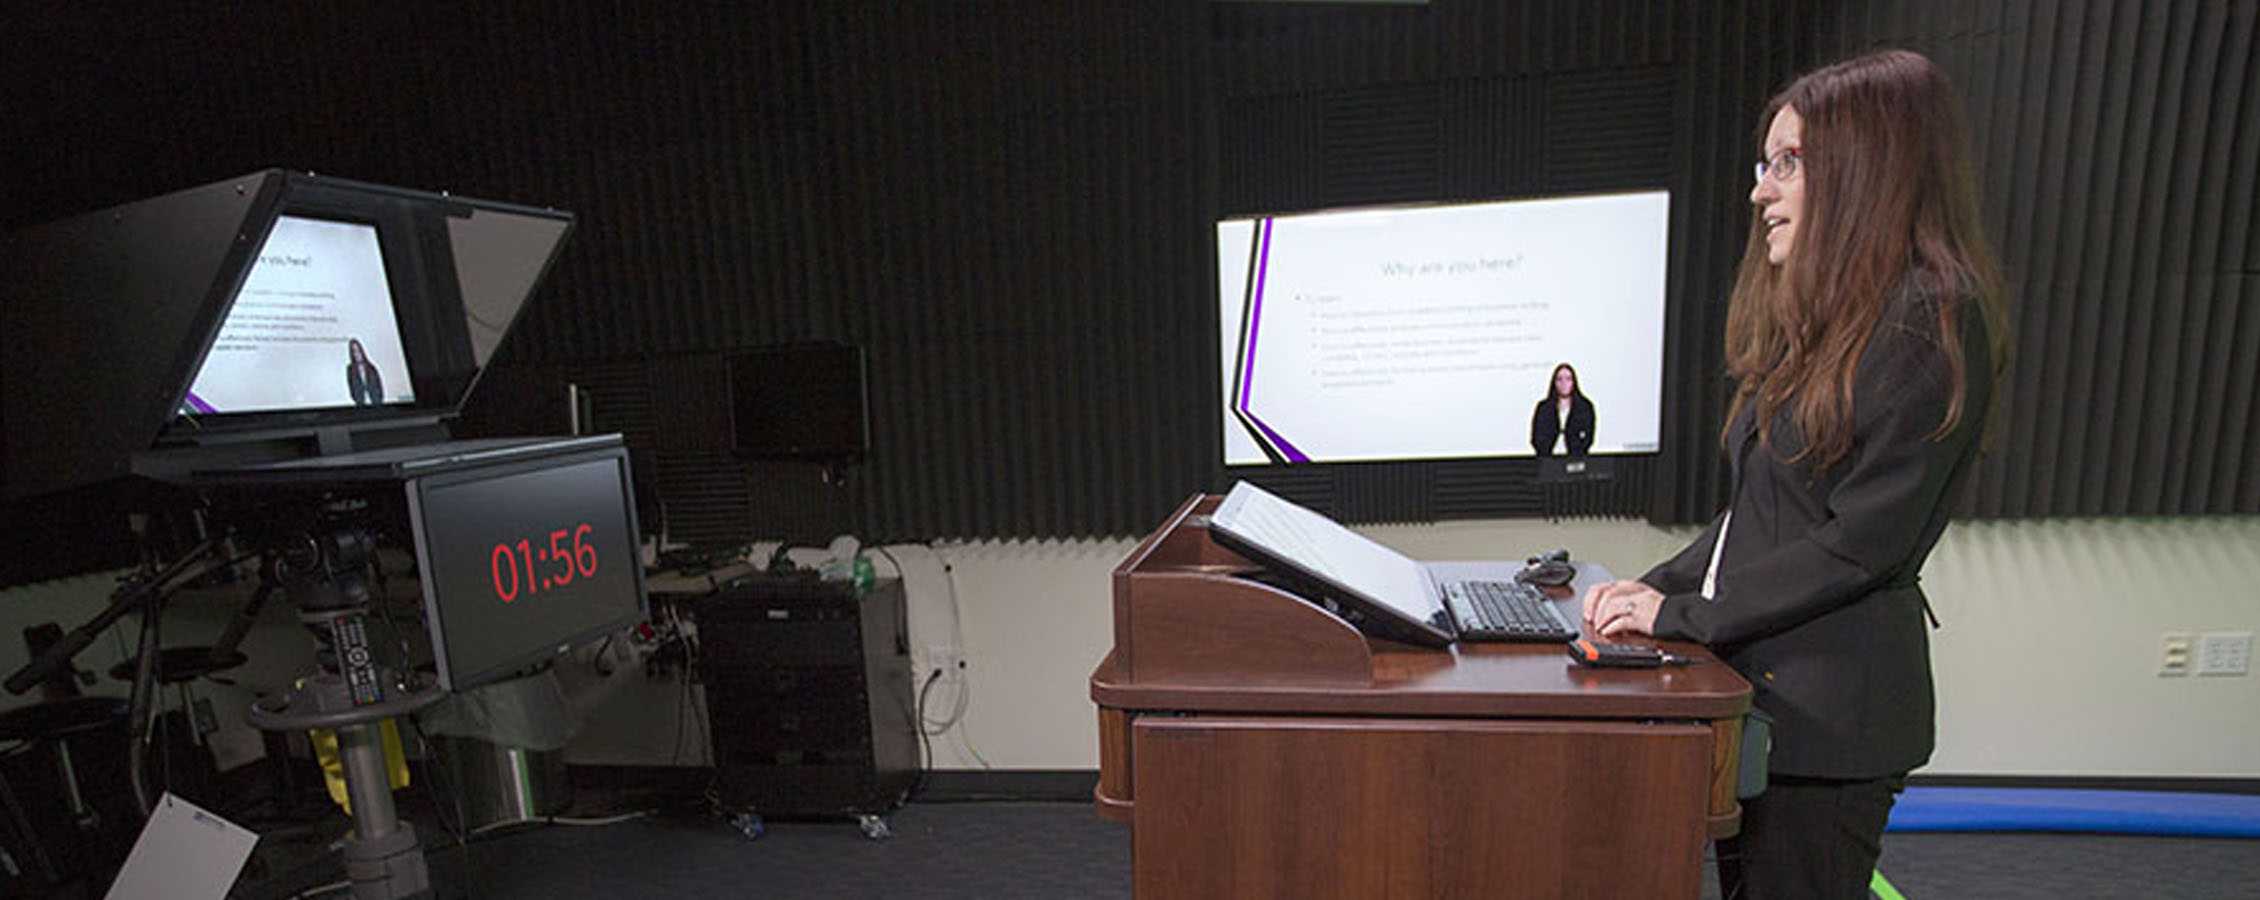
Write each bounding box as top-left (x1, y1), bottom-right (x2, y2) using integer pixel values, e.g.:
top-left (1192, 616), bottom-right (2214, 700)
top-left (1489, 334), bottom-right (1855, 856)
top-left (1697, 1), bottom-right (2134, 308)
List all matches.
top-left (1208, 481), bottom-right (1444, 633)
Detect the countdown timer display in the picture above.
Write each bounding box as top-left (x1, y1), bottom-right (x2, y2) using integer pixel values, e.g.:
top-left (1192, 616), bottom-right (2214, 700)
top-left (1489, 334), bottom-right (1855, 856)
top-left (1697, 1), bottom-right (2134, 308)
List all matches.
top-left (488, 522), bottom-right (601, 603)
top-left (407, 447), bottom-right (647, 690)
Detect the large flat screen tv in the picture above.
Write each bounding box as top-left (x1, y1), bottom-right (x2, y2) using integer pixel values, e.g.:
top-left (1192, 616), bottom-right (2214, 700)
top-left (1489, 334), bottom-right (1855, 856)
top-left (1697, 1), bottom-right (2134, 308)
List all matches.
top-left (1217, 191), bottom-right (1668, 465)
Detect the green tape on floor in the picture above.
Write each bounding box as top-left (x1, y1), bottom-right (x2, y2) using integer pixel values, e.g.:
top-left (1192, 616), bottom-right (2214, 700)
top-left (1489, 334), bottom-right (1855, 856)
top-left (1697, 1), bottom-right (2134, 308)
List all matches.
top-left (1871, 869), bottom-right (1908, 900)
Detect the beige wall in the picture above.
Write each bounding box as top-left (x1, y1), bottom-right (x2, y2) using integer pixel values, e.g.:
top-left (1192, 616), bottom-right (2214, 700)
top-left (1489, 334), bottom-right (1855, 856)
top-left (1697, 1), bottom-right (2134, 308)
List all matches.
top-left (900, 515), bottom-right (2260, 778)
top-left (8, 516), bottom-right (2257, 778)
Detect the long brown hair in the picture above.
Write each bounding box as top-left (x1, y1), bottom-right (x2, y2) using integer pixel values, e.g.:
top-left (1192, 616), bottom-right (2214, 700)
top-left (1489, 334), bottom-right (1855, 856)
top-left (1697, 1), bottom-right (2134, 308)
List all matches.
top-left (1723, 49), bottom-right (2009, 473)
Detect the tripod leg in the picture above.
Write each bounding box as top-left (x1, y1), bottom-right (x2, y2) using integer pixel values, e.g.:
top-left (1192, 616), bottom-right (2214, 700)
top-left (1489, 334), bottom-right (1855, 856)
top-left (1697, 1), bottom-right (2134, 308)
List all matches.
top-left (0, 766), bottom-right (61, 885)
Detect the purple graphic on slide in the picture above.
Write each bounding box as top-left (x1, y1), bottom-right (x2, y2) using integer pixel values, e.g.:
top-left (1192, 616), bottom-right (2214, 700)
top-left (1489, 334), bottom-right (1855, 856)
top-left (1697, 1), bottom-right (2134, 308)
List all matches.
top-left (1232, 218), bottom-right (1310, 463)
top-left (183, 391), bottom-right (217, 414)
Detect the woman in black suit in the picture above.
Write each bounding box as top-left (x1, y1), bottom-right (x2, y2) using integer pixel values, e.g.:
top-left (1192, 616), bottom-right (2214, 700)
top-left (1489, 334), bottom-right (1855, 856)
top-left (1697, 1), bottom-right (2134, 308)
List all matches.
top-left (345, 338), bottom-right (384, 406)
top-left (1529, 362), bottom-right (1595, 457)
top-left (1581, 50), bottom-right (2009, 899)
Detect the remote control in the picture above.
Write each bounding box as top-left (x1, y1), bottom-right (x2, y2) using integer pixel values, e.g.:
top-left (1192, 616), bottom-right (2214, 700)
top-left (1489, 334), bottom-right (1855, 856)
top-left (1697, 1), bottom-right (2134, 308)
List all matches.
top-left (1567, 638), bottom-right (1684, 668)
top-left (332, 617), bottom-right (384, 705)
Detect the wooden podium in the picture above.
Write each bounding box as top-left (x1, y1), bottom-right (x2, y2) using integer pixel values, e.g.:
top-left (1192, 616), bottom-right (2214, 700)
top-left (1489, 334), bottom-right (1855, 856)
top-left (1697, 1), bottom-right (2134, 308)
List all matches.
top-left (1091, 495), bottom-right (1751, 899)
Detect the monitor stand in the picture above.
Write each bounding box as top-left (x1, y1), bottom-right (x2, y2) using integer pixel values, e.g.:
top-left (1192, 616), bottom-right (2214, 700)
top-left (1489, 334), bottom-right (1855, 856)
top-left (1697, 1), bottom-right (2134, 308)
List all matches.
top-left (250, 677), bottom-right (444, 899)
top-left (244, 558), bottom-right (445, 900)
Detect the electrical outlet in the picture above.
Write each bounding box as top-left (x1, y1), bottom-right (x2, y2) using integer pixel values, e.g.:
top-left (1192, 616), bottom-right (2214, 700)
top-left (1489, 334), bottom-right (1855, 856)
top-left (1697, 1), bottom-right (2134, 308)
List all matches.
top-left (927, 644), bottom-right (965, 682)
top-left (2159, 632), bottom-right (2194, 677)
top-left (2196, 631), bottom-right (2252, 677)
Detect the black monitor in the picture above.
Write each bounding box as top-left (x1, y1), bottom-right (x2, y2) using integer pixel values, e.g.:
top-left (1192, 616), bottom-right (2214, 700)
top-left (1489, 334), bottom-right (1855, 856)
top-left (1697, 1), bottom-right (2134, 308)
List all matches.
top-left (401, 440), bottom-right (648, 690)
top-left (727, 343), bottom-right (870, 461)
top-left (182, 434), bottom-right (649, 692)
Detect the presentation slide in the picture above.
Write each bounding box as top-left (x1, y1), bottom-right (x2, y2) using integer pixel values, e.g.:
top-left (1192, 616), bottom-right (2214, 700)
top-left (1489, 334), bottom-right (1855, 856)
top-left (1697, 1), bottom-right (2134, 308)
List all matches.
top-left (1218, 191), bottom-right (1668, 465)
top-left (184, 215), bottom-right (416, 415)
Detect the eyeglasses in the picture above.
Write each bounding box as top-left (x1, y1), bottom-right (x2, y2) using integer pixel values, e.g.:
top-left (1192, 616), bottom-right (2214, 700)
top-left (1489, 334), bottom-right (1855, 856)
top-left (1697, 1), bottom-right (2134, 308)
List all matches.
top-left (1754, 147), bottom-right (1802, 184)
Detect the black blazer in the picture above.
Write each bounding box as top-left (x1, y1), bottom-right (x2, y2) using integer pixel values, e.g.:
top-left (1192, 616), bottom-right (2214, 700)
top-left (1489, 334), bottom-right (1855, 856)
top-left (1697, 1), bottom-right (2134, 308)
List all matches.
top-left (1642, 282), bottom-right (1991, 779)
top-left (1530, 394), bottom-right (1595, 457)
top-left (347, 361), bottom-right (383, 406)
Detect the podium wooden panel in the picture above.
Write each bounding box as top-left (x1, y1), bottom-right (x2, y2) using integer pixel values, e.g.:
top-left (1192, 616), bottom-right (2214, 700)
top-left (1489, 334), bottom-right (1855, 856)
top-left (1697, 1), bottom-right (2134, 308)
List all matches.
top-left (1092, 494), bottom-right (1752, 899)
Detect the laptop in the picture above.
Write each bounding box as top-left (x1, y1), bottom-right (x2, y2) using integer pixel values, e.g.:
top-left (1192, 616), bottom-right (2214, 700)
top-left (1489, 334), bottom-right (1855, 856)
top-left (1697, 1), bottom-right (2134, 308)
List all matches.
top-left (1206, 480), bottom-right (1578, 649)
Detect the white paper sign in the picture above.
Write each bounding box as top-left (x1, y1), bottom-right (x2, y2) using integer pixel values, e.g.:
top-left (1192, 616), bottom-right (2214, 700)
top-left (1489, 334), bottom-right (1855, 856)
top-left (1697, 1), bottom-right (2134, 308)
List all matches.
top-left (104, 792), bottom-right (258, 900)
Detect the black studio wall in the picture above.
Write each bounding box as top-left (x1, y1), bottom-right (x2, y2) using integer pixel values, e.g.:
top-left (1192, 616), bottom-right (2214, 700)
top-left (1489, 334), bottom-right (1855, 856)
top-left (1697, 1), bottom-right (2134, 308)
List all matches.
top-left (1211, 0), bottom-right (1817, 524)
top-left (448, 2), bottom-right (1220, 545)
top-left (3, 1), bottom-right (2255, 565)
top-left (1819, 0), bottom-right (2260, 517)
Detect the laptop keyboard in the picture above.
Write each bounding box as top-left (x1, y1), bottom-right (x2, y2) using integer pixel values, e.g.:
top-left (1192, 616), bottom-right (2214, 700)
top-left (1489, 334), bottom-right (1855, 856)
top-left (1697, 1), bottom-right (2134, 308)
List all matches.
top-left (1446, 580), bottom-right (1576, 642)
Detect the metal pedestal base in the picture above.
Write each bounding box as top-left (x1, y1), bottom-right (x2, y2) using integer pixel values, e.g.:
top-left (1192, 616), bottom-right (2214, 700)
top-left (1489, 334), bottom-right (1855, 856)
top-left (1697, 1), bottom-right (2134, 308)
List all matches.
top-left (340, 817), bottom-right (428, 900)
top-left (248, 673), bottom-right (445, 900)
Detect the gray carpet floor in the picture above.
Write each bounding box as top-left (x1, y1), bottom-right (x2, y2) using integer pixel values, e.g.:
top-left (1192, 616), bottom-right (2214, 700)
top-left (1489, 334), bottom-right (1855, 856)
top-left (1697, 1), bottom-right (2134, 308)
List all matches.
top-left (410, 802), bottom-right (2260, 900)
top-left (429, 802), bottom-right (1132, 900)
top-left (1868, 831), bottom-right (2260, 900)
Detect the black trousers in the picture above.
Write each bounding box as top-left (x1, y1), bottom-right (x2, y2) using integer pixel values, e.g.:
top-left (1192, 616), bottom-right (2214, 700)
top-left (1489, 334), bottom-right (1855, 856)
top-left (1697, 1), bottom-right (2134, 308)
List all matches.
top-left (1716, 774), bottom-right (1905, 900)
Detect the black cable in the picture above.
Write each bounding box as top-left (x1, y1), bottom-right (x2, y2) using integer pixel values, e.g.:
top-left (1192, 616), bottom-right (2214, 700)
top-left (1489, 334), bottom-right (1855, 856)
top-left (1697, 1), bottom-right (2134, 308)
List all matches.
top-left (369, 555), bottom-right (412, 665)
top-left (668, 609), bottom-right (693, 769)
top-left (407, 721), bottom-right (469, 847)
top-left (689, 656), bottom-right (723, 824)
top-left (764, 543), bottom-right (802, 572)
top-left (675, 611), bottom-right (724, 819)
top-left (871, 545), bottom-right (908, 579)
top-left (671, 660), bottom-right (693, 767)
top-left (406, 721), bottom-right (477, 900)
top-left (909, 668), bottom-right (942, 802)
top-left (684, 632), bottom-right (712, 775)
top-left (904, 542), bottom-right (976, 753)
top-left (876, 544), bottom-right (930, 804)
top-left (157, 681), bottom-right (175, 804)
top-left (591, 634), bottom-right (618, 677)
top-left (873, 546), bottom-right (913, 656)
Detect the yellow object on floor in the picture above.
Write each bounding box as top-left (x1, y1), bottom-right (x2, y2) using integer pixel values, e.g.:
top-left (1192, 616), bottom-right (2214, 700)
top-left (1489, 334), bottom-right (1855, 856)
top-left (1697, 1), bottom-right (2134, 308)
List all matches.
top-left (310, 718), bottom-right (411, 815)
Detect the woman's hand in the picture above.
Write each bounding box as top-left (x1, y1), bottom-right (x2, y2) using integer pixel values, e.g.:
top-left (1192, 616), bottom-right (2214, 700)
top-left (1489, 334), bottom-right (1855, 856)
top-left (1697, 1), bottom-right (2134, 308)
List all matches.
top-left (1580, 579), bottom-right (1664, 638)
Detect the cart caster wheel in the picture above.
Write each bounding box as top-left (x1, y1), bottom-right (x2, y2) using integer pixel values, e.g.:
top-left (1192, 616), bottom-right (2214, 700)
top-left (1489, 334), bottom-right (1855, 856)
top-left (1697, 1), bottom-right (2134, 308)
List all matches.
top-left (729, 811), bottom-right (766, 842)
top-left (858, 814), bottom-right (892, 840)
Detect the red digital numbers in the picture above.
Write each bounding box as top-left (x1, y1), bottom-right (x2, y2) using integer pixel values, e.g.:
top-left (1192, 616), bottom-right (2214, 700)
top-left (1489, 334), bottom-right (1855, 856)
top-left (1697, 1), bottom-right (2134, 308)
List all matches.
top-left (492, 543), bottom-right (518, 602)
top-left (575, 524), bottom-right (598, 576)
top-left (489, 522), bottom-right (600, 603)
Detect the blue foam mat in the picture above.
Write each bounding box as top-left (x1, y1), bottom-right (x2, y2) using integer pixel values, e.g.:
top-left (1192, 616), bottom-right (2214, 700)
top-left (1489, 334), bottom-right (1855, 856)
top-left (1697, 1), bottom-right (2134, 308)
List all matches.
top-left (1886, 787), bottom-right (2260, 837)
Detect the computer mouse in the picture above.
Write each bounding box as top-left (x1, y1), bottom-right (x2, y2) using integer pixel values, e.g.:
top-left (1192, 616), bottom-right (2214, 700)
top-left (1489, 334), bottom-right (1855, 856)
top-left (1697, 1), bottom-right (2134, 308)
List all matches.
top-left (1515, 558), bottom-right (1577, 587)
